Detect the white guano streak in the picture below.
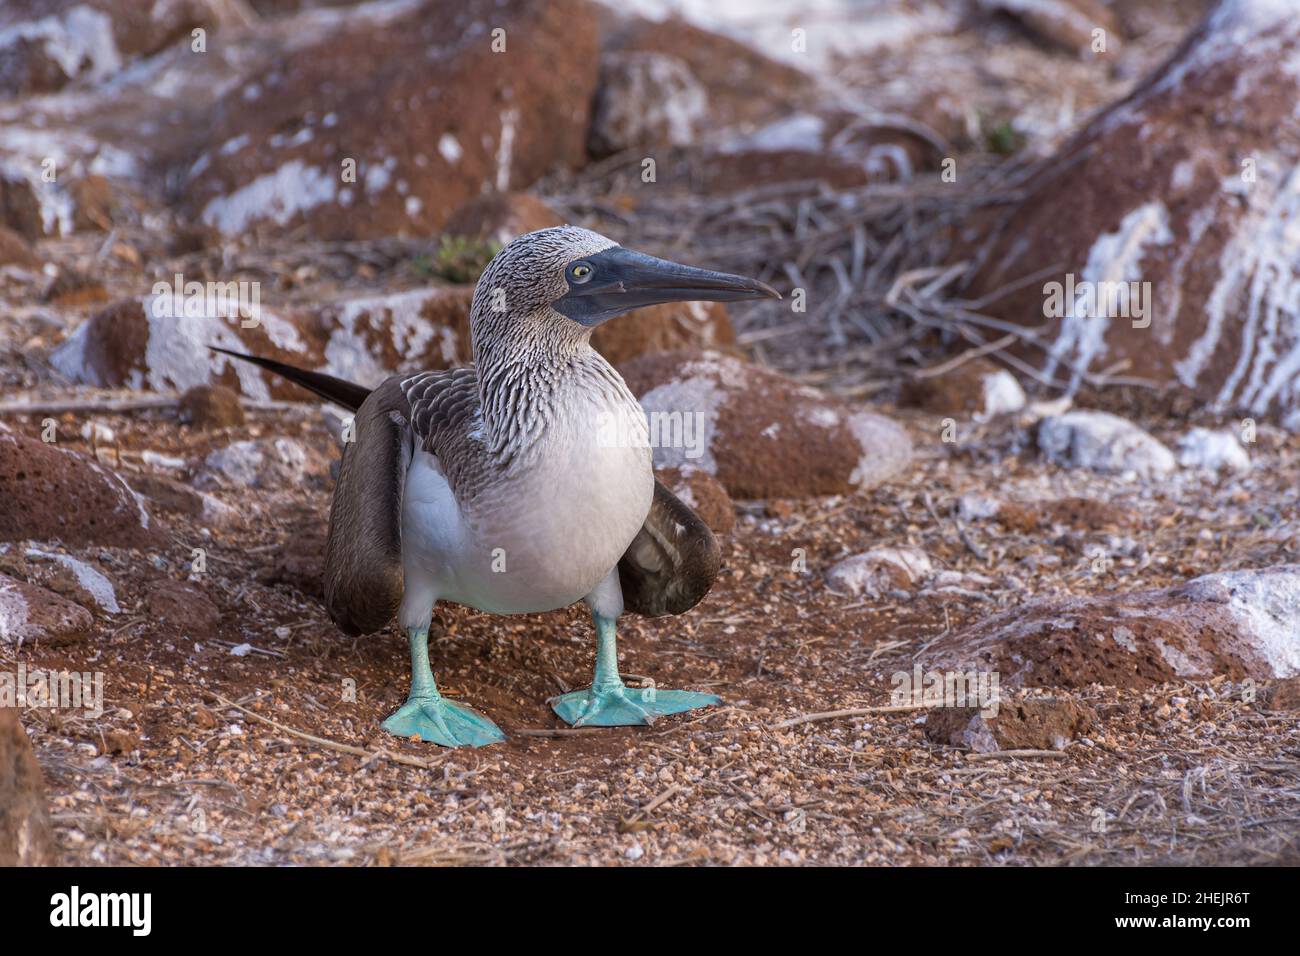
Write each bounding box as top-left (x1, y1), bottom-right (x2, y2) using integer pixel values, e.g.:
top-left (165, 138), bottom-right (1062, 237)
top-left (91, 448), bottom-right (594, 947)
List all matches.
top-left (1043, 201), bottom-right (1172, 391)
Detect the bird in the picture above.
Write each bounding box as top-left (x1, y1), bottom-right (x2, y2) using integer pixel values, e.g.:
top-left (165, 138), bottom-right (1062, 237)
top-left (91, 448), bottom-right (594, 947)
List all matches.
top-left (213, 225), bottom-right (779, 747)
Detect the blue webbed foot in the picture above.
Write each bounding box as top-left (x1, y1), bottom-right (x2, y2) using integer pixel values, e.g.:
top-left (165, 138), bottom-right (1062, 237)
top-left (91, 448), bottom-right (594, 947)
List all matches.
top-left (550, 684), bottom-right (720, 727)
top-left (382, 694), bottom-right (505, 748)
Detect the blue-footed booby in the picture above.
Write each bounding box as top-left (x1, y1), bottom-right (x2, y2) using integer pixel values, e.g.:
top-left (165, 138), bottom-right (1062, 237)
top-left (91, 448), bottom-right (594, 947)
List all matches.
top-left (214, 226), bottom-right (778, 747)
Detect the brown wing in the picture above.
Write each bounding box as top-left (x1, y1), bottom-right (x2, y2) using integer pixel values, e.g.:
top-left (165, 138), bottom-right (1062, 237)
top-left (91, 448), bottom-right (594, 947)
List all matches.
top-left (323, 379), bottom-right (410, 635)
top-left (618, 478), bottom-right (721, 618)
top-left (323, 368), bottom-right (484, 636)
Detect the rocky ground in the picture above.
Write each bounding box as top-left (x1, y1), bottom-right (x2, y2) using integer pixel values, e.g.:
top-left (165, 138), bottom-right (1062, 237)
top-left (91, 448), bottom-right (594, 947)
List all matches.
top-left (2, 0), bottom-right (1299, 867)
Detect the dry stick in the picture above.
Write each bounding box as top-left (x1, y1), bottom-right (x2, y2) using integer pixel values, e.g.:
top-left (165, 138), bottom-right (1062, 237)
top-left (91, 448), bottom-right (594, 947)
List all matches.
top-left (0, 396), bottom-right (180, 415)
top-left (0, 394), bottom-right (313, 416)
top-left (206, 691), bottom-right (441, 771)
top-left (770, 702), bottom-right (930, 731)
top-left (914, 333), bottom-right (1017, 379)
top-left (641, 784), bottom-right (683, 816)
top-left (966, 749), bottom-right (1069, 762)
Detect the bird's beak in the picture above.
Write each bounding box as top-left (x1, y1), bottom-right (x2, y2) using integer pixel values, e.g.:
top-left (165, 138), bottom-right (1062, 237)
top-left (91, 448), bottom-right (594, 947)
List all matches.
top-left (554, 246), bottom-right (781, 328)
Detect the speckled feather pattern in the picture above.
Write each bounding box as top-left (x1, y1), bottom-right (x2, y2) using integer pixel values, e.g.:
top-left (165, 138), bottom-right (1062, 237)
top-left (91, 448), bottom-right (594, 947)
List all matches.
top-left (322, 226), bottom-right (719, 633)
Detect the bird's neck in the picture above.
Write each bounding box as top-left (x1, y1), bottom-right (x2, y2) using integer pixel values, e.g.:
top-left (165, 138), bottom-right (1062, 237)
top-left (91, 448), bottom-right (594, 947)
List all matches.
top-left (473, 325), bottom-right (635, 464)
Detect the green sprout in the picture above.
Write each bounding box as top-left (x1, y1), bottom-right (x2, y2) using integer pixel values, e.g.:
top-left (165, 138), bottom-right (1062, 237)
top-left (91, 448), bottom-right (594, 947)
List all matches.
top-left (429, 234), bottom-right (501, 284)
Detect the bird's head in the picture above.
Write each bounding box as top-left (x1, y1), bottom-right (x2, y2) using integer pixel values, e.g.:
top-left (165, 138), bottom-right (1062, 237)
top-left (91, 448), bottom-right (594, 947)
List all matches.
top-left (469, 225), bottom-right (779, 356)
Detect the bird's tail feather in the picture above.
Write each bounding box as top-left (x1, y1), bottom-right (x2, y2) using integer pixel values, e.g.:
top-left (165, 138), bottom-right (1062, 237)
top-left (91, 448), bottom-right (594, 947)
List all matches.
top-left (208, 346), bottom-right (371, 412)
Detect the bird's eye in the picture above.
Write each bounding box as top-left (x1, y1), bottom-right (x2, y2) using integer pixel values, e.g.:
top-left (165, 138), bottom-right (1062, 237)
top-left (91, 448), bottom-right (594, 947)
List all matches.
top-left (570, 263), bottom-right (593, 283)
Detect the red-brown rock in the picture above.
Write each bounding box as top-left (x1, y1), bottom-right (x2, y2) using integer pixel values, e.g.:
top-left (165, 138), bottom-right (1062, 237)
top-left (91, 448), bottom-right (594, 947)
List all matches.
top-left (178, 0), bottom-right (599, 239)
top-left (589, 52), bottom-right (709, 157)
top-left (658, 466), bottom-right (735, 534)
top-left (0, 429), bottom-right (156, 547)
top-left (0, 707), bottom-right (54, 866)
top-left (0, 0), bottom-right (238, 97)
top-left (960, 0), bottom-right (1300, 425)
top-left (925, 566), bottom-right (1300, 689)
top-left (0, 573), bottom-right (94, 645)
top-left (67, 174), bottom-right (115, 232)
top-left (0, 226), bottom-right (40, 269)
top-left (145, 580), bottom-right (220, 635)
top-left (977, 0), bottom-right (1120, 56)
top-left (602, 17), bottom-right (818, 136)
top-left (178, 384), bottom-right (245, 431)
top-left (593, 301), bottom-right (735, 367)
top-left (925, 697), bottom-right (1097, 752)
top-left (0, 174), bottom-right (42, 241)
top-left (618, 350), bottom-right (913, 499)
top-left (0, 0), bottom-right (233, 97)
top-left (441, 193), bottom-right (565, 247)
top-left (48, 287), bottom-right (475, 398)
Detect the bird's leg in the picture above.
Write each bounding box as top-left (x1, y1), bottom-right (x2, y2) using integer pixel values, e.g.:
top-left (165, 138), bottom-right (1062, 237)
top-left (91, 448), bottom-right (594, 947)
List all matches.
top-left (381, 626), bottom-right (505, 747)
top-left (549, 613), bottom-right (720, 727)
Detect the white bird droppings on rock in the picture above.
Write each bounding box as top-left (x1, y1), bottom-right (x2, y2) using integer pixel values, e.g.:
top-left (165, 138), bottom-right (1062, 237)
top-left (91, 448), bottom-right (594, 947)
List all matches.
top-left (24, 548), bottom-right (120, 614)
top-left (977, 369), bottom-right (1027, 420)
top-left (199, 438), bottom-right (311, 490)
top-left (957, 494), bottom-right (1002, 521)
top-left (846, 412), bottom-right (914, 489)
top-left (1180, 567), bottom-right (1300, 678)
top-left (1038, 410), bottom-right (1177, 480)
top-left (826, 547), bottom-right (932, 597)
top-left (1176, 427), bottom-right (1251, 473)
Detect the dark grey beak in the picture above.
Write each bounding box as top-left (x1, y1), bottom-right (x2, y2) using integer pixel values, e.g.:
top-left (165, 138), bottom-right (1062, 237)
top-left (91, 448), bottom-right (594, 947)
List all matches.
top-left (554, 246), bottom-right (781, 327)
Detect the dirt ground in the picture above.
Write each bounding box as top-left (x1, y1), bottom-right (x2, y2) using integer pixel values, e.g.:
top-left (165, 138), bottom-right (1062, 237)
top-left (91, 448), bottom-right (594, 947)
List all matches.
top-left (7, 391), bottom-right (1299, 866)
top-left (2, 0), bottom-right (1296, 869)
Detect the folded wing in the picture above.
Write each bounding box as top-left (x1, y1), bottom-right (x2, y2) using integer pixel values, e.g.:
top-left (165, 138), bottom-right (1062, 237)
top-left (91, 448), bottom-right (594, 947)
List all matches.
top-left (618, 479), bottom-right (721, 617)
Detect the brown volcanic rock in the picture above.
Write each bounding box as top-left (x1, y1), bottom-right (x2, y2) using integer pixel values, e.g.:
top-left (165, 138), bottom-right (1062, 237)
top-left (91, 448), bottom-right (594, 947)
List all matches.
top-left (960, 0), bottom-right (1300, 423)
top-left (589, 52), bottom-right (709, 156)
top-left (0, 226), bottom-right (40, 269)
top-left (900, 357), bottom-right (1025, 418)
top-left (441, 193), bottom-right (564, 247)
top-left (658, 466), bottom-right (735, 535)
top-left (49, 286), bottom-right (476, 398)
top-left (67, 174), bottom-right (116, 232)
top-left (0, 0), bottom-right (231, 97)
top-left (0, 430), bottom-right (156, 548)
top-left (179, 384), bottom-right (245, 430)
top-left (603, 17), bottom-right (817, 135)
top-left (1257, 676), bottom-right (1300, 711)
top-left (926, 566), bottom-right (1300, 689)
top-left (618, 350), bottom-right (912, 499)
top-left (977, 0), bottom-right (1120, 56)
top-left (593, 301), bottom-right (735, 367)
top-left (0, 573), bottom-right (94, 645)
top-left (0, 707), bottom-right (54, 866)
top-left (179, 0), bottom-right (599, 239)
top-left (996, 497), bottom-right (1137, 534)
top-left (145, 580), bottom-right (220, 635)
top-left (0, 174), bottom-right (42, 241)
top-left (925, 697), bottom-right (1097, 753)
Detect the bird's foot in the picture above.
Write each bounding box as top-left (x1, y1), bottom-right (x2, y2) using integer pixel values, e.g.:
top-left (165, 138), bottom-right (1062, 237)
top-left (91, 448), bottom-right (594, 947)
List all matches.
top-left (549, 683), bottom-right (720, 727)
top-left (381, 694), bottom-right (505, 748)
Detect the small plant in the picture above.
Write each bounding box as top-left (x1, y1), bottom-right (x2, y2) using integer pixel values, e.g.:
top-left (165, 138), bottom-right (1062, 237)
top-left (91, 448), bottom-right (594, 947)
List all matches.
top-left (429, 234), bottom-right (501, 284)
top-left (983, 117), bottom-right (1026, 156)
